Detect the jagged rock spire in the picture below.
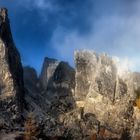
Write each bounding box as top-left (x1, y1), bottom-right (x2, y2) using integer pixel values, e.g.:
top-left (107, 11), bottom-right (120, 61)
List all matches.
top-left (0, 8), bottom-right (25, 127)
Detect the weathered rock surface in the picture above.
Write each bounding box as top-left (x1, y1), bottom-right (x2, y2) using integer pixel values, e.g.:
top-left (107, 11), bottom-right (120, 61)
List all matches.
top-left (75, 51), bottom-right (117, 101)
top-left (75, 50), bottom-right (140, 139)
top-left (2, 7), bottom-right (140, 140)
top-left (39, 59), bottom-right (75, 115)
top-left (23, 59), bottom-right (75, 120)
top-left (23, 59), bottom-right (76, 139)
top-left (23, 66), bottom-right (46, 119)
top-left (40, 57), bottom-right (60, 90)
top-left (21, 51), bottom-right (140, 139)
top-left (0, 8), bottom-right (24, 128)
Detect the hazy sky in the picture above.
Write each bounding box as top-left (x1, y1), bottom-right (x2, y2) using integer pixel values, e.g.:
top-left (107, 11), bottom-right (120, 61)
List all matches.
top-left (0, 0), bottom-right (140, 73)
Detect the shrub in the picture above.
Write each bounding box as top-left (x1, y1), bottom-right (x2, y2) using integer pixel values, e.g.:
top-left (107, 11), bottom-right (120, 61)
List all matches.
top-left (24, 113), bottom-right (39, 140)
top-left (135, 87), bottom-right (140, 109)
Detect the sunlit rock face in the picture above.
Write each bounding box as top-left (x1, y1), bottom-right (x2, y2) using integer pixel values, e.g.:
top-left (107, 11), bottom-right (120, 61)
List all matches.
top-left (75, 50), bottom-right (140, 137)
top-left (133, 72), bottom-right (140, 91)
top-left (75, 50), bottom-right (117, 101)
top-left (0, 8), bottom-right (24, 126)
top-left (39, 57), bottom-right (60, 90)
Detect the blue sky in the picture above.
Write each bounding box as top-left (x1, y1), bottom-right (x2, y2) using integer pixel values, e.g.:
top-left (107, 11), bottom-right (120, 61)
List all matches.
top-left (0, 0), bottom-right (140, 73)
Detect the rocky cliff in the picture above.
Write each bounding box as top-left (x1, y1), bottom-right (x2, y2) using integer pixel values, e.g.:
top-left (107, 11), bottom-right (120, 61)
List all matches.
top-left (23, 58), bottom-right (75, 115)
top-left (40, 57), bottom-right (60, 90)
top-left (75, 50), bottom-right (140, 139)
top-left (23, 50), bottom-right (140, 139)
top-left (1, 8), bottom-right (140, 140)
top-left (0, 8), bottom-right (24, 128)
top-left (23, 58), bottom-right (76, 138)
top-left (23, 66), bottom-right (45, 119)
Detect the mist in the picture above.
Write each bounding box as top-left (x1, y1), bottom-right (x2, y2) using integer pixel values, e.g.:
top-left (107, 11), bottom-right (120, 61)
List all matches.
top-left (0, 0), bottom-right (140, 72)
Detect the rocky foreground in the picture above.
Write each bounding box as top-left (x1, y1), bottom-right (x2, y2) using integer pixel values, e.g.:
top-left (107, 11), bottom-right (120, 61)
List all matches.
top-left (1, 8), bottom-right (140, 140)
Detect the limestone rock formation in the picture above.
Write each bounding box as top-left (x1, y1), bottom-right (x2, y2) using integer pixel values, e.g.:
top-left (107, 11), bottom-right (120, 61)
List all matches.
top-left (23, 66), bottom-right (45, 119)
top-left (24, 59), bottom-right (75, 118)
top-left (23, 50), bottom-right (140, 139)
top-left (23, 59), bottom-right (76, 139)
top-left (40, 57), bottom-right (59, 90)
top-left (0, 8), bottom-right (24, 128)
top-left (2, 7), bottom-right (140, 140)
top-left (75, 51), bottom-right (117, 101)
top-left (74, 50), bottom-right (140, 138)
top-left (39, 58), bottom-right (75, 115)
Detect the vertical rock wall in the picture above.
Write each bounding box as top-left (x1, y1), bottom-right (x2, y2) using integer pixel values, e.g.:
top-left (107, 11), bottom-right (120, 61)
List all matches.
top-left (0, 8), bottom-right (24, 126)
top-left (39, 57), bottom-right (60, 90)
top-left (75, 50), bottom-right (139, 137)
top-left (75, 50), bottom-right (117, 101)
top-left (40, 59), bottom-right (75, 116)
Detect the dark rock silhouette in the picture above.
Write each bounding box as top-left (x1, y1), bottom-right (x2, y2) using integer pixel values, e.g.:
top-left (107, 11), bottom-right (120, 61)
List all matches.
top-left (24, 58), bottom-right (75, 116)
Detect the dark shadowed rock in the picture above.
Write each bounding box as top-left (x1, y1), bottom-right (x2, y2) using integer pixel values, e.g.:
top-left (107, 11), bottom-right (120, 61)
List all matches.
top-left (23, 59), bottom-right (75, 120)
top-left (0, 8), bottom-right (24, 128)
top-left (45, 61), bottom-right (75, 116)
top-left (23, 59), bottom-right (77, 139)
top-left (23, 66), bottom-right (46, 119)
top-left (24, 66), bottom-right (38, 89)
top-left (47, 61), bottom-right (75, 98)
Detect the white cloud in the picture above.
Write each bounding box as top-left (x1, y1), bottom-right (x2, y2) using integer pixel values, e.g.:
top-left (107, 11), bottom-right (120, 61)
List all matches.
top-left (13, 0), bottom-right (140, 72)
top-left (113, 57), bottom-right (134, 76)
top-left (50, 10), bottom-right (140, 71)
